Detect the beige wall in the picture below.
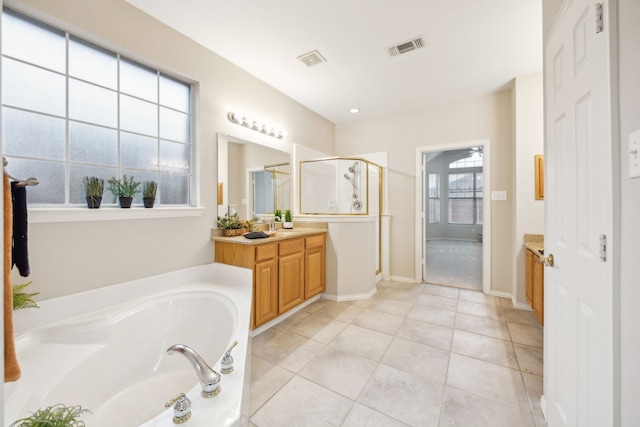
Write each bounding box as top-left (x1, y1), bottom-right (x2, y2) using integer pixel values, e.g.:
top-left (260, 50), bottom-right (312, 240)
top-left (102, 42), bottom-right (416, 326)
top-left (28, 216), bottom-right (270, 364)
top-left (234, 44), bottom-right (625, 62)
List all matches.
top-left (335, 91), bottom-right (515, 294)
top-left (7, 0), bottom-right (334, 300)
top-left (512, 73), bottom-right (544, 305)
top-left (616, 0), bottom-right (640, 423)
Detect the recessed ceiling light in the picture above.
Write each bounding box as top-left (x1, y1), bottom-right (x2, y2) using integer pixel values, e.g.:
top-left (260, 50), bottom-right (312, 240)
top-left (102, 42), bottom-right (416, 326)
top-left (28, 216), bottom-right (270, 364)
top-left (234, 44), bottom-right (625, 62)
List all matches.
top-left (349, 108), bottom-right (360, 114)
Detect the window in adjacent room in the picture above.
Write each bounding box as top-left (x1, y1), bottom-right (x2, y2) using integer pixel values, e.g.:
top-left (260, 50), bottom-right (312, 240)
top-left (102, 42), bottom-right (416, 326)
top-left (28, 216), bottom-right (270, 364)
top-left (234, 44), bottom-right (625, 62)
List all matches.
top-left (448, 148), bottom-right (483, 225)
top-left (1, 8), bottom-right (194, 206)
top-left (428, 173), bottom-right (440, 224)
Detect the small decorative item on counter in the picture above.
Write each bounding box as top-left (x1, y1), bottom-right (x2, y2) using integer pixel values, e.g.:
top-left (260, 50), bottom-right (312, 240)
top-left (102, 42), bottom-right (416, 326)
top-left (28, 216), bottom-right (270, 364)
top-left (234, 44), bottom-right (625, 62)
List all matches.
top-left (273, 209), bottom-right (282, 222)
top-left (217, 213), bottom-right (253, 236)
top-left (283, 209), bottom-right (293, 229)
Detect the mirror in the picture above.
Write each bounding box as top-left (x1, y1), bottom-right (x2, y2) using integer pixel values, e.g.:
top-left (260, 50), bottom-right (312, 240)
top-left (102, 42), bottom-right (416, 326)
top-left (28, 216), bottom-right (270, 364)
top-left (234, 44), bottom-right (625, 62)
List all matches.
top-left (217, 133), bottom-right (290, 220)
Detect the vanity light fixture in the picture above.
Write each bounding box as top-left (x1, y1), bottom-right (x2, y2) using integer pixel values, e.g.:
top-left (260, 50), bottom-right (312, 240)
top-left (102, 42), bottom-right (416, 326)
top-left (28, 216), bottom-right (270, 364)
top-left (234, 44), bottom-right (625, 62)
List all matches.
top-left (227, 111), bottom-right (286, 139)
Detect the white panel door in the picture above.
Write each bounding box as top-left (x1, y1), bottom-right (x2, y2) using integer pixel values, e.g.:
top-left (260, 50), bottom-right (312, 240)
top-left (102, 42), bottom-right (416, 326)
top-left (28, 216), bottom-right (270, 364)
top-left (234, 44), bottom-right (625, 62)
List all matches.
top-left (544, 1), bottom-right (614, 426)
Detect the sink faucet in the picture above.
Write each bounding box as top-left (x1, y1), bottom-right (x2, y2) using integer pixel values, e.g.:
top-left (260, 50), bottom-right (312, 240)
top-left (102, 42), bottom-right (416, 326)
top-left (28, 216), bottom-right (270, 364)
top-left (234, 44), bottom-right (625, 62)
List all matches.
top-left (167, 344), bottom-right (221, 398)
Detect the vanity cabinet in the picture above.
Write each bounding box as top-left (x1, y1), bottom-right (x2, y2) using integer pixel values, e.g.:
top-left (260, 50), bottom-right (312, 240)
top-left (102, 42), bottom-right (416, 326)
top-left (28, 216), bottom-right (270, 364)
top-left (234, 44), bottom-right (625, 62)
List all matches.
top-left (214, 232), bottom-right (326, 329)
top-left (525, 248), bottom-right (544, 325)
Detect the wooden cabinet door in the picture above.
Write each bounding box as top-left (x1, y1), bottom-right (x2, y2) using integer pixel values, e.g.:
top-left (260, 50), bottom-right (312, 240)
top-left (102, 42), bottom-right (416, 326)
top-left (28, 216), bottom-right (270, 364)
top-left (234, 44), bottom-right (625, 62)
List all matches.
top-left (305, 245), bottom-right (325, 299)
top-left (278, 251), bottom-right (305, 314)
top-left (533, 258), bottom-right (544, 325)
top-left (525, 250), bottom-right (534, 306)
top-left (254, 259), bottom-right (278, 328)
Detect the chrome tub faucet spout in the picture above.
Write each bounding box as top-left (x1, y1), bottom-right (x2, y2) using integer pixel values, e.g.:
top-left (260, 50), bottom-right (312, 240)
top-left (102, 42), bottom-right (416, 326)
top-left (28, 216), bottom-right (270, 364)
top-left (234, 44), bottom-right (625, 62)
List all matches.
top-left (167, 344), bottom-right (221, 398)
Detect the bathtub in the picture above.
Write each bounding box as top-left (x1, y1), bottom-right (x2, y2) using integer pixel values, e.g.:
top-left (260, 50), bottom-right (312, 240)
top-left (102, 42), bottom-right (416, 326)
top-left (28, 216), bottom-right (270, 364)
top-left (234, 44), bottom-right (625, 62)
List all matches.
top-left (3, 263), bottom-right (252, 427)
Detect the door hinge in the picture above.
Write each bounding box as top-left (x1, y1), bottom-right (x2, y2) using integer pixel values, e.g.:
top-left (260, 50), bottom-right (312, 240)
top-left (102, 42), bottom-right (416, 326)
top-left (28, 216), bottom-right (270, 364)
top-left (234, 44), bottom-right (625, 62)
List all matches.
top-left (598, 234), bottom-right (607, 262)
top-left (595, 3), bottom-right (604, 33)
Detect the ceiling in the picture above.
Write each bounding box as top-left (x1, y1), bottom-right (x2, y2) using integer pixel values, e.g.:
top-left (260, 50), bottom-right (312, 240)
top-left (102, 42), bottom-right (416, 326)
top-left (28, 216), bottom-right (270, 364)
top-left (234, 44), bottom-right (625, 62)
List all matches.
top-left (126, 0), bottom-right (543, 124)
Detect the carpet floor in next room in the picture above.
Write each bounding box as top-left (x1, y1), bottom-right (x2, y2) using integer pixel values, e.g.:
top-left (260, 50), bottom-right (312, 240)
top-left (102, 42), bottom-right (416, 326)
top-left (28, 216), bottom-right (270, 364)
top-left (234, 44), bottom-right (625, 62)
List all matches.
top-left (248, 280), bottom-right (546, 427)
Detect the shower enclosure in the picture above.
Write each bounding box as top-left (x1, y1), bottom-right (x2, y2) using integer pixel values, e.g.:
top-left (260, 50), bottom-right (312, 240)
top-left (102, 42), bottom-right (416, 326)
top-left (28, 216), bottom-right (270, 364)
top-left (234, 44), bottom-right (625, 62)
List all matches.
top-left (300, 157), bottom-right (383, 274)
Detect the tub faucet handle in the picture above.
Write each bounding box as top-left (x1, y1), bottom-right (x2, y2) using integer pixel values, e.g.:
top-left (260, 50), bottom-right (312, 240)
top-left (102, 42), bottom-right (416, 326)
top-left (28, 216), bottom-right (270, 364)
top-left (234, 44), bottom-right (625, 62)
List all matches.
top-left (221, 340), bottom-right (238, 374)
top-left (165, 393), bottom-right (191, 424)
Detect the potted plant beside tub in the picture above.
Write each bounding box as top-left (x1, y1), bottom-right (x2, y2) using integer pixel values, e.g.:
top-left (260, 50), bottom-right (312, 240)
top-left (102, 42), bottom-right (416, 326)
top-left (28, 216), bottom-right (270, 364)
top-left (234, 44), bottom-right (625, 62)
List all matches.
top-left (142, 180), bottom-right (157, 208)
top-left (107, 175), bottom-right (141, 208)
top-left (83, 176), bottom-right (104, 209)
top-left (283, 209), bottom-right (293, 229)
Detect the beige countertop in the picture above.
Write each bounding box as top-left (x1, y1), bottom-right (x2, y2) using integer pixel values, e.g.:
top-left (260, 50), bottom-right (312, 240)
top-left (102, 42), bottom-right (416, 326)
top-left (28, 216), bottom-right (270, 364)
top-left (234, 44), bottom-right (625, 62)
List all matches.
top-left (211, 227), bottom-right (327, 245)
top-left (524, 233), bottom-right (544, 254)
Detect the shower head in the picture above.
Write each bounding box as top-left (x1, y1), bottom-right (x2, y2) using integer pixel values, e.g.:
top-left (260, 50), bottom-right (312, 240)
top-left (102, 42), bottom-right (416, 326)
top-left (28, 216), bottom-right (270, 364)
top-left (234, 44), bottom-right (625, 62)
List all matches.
top-left (344, 173), bottom-right (352, 180)
top-left (348, 162), bottom-right (358, 173)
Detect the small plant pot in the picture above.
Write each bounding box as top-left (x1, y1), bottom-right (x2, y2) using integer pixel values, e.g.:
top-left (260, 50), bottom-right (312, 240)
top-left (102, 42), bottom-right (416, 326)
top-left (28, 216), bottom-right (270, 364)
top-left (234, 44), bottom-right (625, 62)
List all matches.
top-left (283, 221), bottom-right (294, 229)
top-left (86, 196), bottom-right (102, 209)
top-left (143, 197), bottom-right (156, 208)
top-left (119, 196), bottom-right (133, 208)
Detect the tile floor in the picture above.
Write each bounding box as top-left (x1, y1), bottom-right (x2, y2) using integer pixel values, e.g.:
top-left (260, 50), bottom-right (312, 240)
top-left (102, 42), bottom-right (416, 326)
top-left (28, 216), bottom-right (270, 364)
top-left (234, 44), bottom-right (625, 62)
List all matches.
top-left (248, 280), bottom-right (546, 427)
top-left (425, 240), bottom-right (483, 290)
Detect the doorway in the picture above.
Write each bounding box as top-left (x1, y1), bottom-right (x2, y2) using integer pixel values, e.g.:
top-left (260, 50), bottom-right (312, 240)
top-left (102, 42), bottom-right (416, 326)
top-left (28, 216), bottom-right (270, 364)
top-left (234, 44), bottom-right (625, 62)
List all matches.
top-left (415, 140), bottom-right (491, 294)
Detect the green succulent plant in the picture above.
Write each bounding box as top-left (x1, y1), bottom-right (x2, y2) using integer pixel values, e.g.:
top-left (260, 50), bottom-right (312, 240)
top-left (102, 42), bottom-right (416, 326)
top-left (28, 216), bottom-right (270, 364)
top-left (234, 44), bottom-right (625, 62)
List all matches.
top-left (12, 281), bottom-right (39, 311)
top-left (107, 175), bottom-right (141, 200)
top-left (142, 181), bottom-right (157, 198)
top-left (10, 403), bottom-right (91, 427)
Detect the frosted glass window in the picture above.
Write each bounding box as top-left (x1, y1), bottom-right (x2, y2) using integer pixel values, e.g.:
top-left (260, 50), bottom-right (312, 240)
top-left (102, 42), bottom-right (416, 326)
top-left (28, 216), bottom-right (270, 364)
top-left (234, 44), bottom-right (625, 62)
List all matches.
top-left (69, 164), bottom-right (117, 205)
top-left (2, 58), bottom-right (66, 116)
top-left (2, 8), bottom-right (193, 207)
top-left (160, 107), bottom-right (190, 143)
top-left (160, 75), bottom-right (190, 112)
top-left (160, 140), bottom-right (190, 173)
top-left (2, 108), bottom-right (66, 160)
top-left (121, 132), bottom-right (159, 170)
top-left (120, 95), bottom-right (158, 136)
top-left (2, 9), bottom-right (65, 72)
top-left (7, 158), bottom-right (65, 204)
top-left (69, 122), bottom-right (118, 166)
top-left (69, 79), bottom-right (118, 128)
top-left (121, 59), bottom-right (158, 102)
top-left (69, 36), bottom-right (117, 89)
top-left (160, 173), bottom-right (189, 205)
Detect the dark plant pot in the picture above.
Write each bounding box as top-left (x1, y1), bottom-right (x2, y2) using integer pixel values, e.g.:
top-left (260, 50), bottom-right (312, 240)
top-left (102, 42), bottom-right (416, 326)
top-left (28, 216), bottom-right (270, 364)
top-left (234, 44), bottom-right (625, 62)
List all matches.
top-left (143, 197), bottom-right (156, 208)
top-left (119, 196), bottom-right (133, 208)
top-left (86, 196), bottom-right (102, 209)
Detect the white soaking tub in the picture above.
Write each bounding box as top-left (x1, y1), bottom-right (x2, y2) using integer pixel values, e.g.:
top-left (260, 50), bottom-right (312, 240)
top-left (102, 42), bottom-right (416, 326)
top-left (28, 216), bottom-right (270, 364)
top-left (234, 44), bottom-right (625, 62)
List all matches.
top-left (4, 263), bottom-right (252, 427)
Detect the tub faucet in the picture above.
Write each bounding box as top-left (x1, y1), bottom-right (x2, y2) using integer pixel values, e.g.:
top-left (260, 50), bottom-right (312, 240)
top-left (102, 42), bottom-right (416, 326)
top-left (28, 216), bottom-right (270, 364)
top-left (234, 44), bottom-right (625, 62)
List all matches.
top-left (167, 344), bottom-right (221, 398)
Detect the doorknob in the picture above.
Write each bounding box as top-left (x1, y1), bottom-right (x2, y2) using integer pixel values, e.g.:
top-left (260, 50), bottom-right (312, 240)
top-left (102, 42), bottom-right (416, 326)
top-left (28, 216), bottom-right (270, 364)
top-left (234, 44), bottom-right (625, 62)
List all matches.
top-left (538, 253), bottom-right (554, 267)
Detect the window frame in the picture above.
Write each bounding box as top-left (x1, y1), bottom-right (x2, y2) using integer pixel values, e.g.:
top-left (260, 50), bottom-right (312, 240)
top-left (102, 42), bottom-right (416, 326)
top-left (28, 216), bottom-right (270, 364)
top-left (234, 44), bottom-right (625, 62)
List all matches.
top-left (1, 7), bottom-right (201, 220)
top-left (447, 171), bottom-right (483, 226)
top-left (427, 173), bottom-right (440, 224)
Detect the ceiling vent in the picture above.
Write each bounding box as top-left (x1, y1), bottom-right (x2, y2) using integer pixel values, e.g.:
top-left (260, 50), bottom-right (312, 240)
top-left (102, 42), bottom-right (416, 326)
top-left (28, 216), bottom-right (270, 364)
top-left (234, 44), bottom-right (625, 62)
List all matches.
top-left (387, 35), bottom-right (428, 57)
top-left (297, 50), bottom-right (327, 67)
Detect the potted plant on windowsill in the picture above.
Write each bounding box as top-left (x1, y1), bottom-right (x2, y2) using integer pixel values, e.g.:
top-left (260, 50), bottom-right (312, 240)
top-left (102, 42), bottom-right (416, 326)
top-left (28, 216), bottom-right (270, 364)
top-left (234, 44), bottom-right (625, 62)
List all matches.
top-left (107, 175), bottom-right (141, 208)
top-left (10, 403), bottom-right (90, 427)
top-left (283, 209), bottom-right (293, 229)
top-left (142, 180), bottom-right (157, 208)
top-left (83, 176), bottom-right (104, 209)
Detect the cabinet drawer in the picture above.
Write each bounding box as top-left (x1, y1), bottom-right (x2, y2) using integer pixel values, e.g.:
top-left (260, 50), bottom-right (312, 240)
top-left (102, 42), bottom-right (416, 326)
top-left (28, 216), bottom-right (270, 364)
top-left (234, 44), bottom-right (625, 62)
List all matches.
top-left (279, 238), bottom-right (304, 256)
top-left (255, 243), bottom-right (277, 261)
top-left (306, 234), bottom-right (325, 249)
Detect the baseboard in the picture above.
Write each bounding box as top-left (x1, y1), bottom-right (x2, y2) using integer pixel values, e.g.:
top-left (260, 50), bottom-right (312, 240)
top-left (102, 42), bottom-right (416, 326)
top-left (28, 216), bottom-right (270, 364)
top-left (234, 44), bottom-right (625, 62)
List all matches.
top-left (539, 395), bottom-right (548, 419)
top-left (390, 275), bottom-right (419, 284)
top-left (322, 287), bottom-right (377, 302)
top-left (514, 301), bottom-right (533, 311)
top-left (488, 290), bottom-right (512, 299)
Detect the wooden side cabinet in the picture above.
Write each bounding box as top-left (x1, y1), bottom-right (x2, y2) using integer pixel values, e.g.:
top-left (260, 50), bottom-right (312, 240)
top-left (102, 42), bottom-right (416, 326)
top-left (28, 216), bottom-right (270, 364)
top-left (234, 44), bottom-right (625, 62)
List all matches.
top-left (525, 248), bottom-right (544, 325)
top-left (305, 234), bottom-right (326, 299)
top-left (278, 239), bottom-right (305, 314)
top-left (214, 232), bottom-right (326, 329)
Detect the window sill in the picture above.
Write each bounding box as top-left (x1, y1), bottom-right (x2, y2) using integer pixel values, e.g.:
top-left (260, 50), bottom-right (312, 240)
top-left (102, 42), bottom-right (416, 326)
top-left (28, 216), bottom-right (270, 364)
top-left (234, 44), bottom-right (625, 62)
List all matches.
top-left (27, 206), bottom-right (206, 224)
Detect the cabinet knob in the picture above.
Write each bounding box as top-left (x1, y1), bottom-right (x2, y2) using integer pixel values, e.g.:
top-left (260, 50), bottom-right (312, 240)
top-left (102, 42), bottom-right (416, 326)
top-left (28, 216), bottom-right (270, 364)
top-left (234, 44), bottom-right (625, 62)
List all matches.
top-left (538, 253), bottom-right (554, 267)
